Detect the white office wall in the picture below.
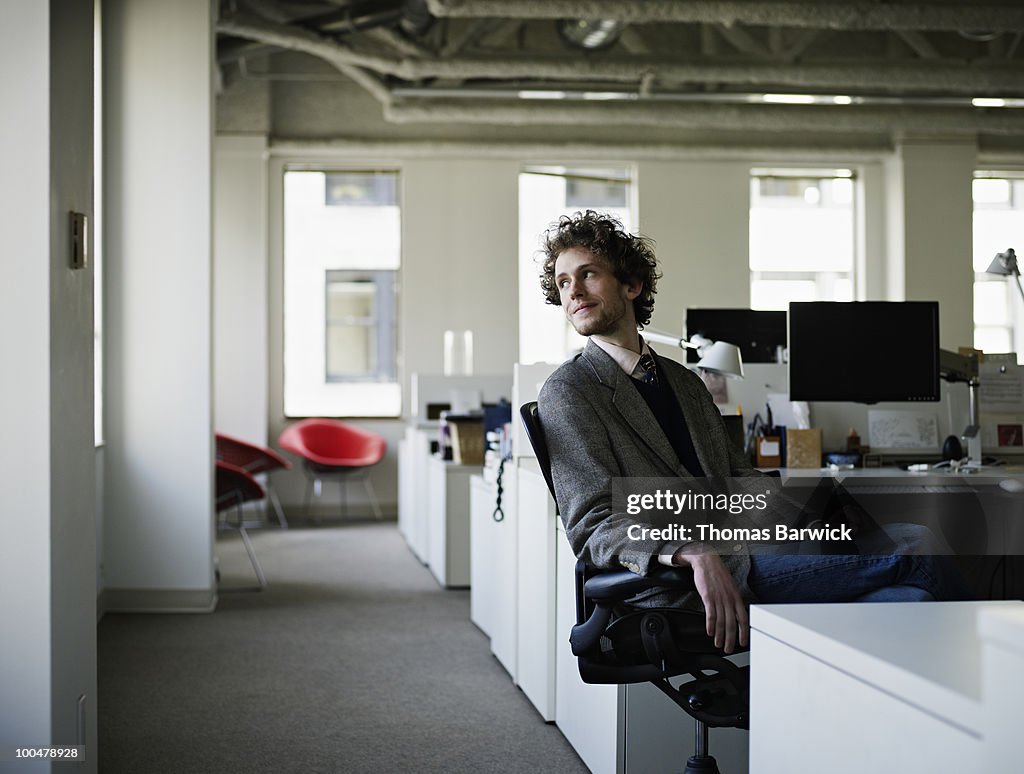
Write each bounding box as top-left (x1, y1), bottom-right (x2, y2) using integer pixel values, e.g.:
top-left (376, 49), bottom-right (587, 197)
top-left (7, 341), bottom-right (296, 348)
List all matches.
top-left (401, 159), bottom-right (520, 389)
top-left (103, 0), bottom-right (215, 609)
top-left (49, 0), bottom-right (98, 762)
top-left (0, 0), bottom-right (97, 765)
top-left (637, 160), bottom-right (752, 362)
top-left (0, 1), bottom-right (55, 759)
top-left (214, 135), bottom-right (268, 443)
top-left (888, 140), bottom-right (977, 349)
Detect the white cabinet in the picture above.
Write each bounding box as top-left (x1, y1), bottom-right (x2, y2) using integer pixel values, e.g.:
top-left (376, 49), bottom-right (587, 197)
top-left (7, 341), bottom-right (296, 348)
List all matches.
top-left (398, 425), bottom-right (433, 564)
top-left (554, 510), bottom-right (749, 774)
top-left (554, 520), bottom-right (619, 774)
top-left (516, 462), bottom-right (558, 720)
top-left (469, 475), bottom-right (496, 636)
top-left (426, 455), bottom-right (475, 588)
top-left (470, 467), bottom-right (518, 677)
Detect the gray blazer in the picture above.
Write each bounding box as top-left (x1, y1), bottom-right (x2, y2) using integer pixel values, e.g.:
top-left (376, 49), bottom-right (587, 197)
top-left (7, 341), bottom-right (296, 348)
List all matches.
top-left (538, 338), bottom-right (764, 609)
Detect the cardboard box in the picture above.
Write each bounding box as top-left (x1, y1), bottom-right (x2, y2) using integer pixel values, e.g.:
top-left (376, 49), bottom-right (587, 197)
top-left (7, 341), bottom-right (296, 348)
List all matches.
top-left (786, 428), bottom-right (822, 468)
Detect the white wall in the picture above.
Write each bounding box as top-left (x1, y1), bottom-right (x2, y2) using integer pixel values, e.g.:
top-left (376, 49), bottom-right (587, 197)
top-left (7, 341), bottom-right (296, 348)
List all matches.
top-left (0, 0), bottom-right (97, 767)
top-left (0, 1), bottom-right (56, 760)
top-left (637, 160), bottom-right (752, 361)
top-left (888, 139), bottom-right (977, 349)
top-left (214, 135), bottom-right (268, 443)
top-left (401, 159), bottom-right (520, 387)
top-left (50, 0), bottom-right (98, 762)
top-left (103, 0), bottom-right (215, 610)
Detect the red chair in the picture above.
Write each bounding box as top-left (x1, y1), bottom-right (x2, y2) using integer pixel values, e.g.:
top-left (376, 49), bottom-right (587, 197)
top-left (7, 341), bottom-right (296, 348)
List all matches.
top-left (215, 432), bottom-right (292, 529)
top-left (215, 461), bottom-right (268, 588)
top-left (277, 418), bottom-right (386, 520)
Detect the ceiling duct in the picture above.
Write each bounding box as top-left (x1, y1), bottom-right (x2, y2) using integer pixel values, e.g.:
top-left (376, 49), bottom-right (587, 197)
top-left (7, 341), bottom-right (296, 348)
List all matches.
top-left (423, 0), bottom-right (1024, 33)
top-left (556, 19), bottom-right (626, 51)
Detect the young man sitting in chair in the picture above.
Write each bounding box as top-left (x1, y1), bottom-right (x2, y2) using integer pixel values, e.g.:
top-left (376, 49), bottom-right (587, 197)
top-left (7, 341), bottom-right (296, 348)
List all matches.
top-left (536, 210), bottom-right (972, 655)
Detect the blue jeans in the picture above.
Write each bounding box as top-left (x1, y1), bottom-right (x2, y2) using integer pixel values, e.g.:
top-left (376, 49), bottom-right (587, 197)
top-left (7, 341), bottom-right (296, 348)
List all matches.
top-left (747, 523), bottom-right (974, 603)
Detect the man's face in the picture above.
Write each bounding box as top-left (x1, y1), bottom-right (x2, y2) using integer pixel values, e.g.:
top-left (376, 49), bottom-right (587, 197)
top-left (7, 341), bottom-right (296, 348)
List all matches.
top-left (553, 247), bottom-right (640, 339)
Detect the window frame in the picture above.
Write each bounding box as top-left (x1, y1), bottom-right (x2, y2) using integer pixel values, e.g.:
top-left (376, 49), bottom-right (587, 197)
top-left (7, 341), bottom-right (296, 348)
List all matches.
top-left (748, 167), bottom-right (858, 311)
top-left (280, 166), bottom-right (403, 419)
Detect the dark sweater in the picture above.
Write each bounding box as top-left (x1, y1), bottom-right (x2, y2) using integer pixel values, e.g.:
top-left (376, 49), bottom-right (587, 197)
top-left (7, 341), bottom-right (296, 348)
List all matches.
top-left (630, 367), bottom-right (707, 477)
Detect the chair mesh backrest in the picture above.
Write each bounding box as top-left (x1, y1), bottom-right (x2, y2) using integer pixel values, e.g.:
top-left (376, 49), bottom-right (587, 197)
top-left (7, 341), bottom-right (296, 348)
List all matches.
top-left (519, 402), bottom-right (557, 507)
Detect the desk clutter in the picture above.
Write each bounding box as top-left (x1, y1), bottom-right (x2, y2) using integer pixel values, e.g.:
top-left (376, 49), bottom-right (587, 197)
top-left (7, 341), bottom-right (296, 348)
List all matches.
top-left (746, 403), bottom-right (857, 469)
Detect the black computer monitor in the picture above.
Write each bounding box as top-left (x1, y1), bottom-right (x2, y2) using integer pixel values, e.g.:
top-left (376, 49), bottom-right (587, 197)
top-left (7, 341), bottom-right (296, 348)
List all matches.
top-left (684, 308), bottom-right (787, 364)
top-left (788, 301), bottom-right (940, 403)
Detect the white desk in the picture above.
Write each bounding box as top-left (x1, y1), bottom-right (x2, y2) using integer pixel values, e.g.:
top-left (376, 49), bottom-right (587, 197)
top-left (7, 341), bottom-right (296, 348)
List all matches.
top-left (749, 600), bottom-right (1023, 773)
top-left (426, 456), bottom-right (476, 588)
top-left (469, 467), bottom-right (518, 677)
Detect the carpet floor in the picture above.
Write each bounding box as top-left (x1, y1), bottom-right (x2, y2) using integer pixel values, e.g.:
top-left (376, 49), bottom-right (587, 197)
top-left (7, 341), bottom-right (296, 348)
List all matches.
top-left (98, 522), bottom-right (589, 774)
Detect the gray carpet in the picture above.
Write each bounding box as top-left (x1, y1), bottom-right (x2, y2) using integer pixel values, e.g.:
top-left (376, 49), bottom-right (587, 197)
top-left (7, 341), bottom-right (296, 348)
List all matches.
top-left (98, 522), bottom-right (589, 774)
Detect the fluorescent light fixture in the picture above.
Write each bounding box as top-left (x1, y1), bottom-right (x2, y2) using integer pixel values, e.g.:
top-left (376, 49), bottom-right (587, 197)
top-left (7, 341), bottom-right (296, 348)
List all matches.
top-left (834, 169), bottom-right (854, 178)
top-left (517, 90), bottom-right (568, 100)
top-left (762, 93), bottom-right (816, 104)
top-left (582, 91), bottom-right (634, 101)
top-left (832, 95), bottom-right (853, 105)
top-left (973, 97), bottom-right (1008, 108)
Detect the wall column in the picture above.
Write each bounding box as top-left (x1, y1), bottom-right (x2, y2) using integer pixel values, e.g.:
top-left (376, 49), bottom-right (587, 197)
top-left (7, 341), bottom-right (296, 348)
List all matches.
top-left (885, 138), bottom-right (977, 349)
top-left (103, 0), bottom-right (215, 610)
top-left (637, 160), bottom-right (752, 360)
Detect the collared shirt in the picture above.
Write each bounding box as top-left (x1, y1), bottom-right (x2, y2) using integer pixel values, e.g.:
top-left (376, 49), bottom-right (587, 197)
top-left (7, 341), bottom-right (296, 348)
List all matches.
top-left (590, 334), bottom-right (652, 382)
top-left (591, 334), bottom-right (682, 567)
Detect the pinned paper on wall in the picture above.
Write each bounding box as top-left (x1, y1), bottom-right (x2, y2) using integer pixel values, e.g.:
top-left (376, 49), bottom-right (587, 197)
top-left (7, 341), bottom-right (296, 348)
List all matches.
top-left (979, 360), bottom-right (1024, 413)
top-left (867, 410), bottom-right (939, 450)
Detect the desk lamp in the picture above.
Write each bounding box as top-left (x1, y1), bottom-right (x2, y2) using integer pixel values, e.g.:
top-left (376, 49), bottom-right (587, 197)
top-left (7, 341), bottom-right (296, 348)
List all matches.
top-left (986, 248), bottom-right (1024, 306)
top-left (940, 349), bottom-right (982, 466)
top-left (643, 331), bottom-right (745, 378)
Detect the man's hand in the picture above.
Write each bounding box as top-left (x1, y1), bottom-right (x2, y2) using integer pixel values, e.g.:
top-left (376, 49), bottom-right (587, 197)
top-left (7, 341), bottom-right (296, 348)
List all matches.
top-left (671, 549), bottom-right (748, 654)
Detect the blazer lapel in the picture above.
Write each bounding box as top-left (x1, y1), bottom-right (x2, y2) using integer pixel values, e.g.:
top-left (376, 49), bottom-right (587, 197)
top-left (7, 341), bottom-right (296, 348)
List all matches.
top-left (581, 339), bottom-right (682, 473)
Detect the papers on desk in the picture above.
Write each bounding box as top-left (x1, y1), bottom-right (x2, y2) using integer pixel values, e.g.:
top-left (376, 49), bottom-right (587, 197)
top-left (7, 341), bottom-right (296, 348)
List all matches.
top-left (867, 409), bottom-right (939, 450)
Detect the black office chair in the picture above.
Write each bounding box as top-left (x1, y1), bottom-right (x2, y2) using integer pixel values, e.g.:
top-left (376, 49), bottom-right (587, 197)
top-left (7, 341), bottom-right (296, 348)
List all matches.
top-left (519, 402), bottom-right (749, 774)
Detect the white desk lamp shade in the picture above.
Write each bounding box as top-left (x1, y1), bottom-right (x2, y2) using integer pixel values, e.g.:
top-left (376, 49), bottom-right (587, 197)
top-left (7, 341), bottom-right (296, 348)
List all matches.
top-left (986, 248), bottom-right (1019, 277)
top-left (986, 248), bottom-right (1024, 306)
top-left (696, 341), bottom-right (745, 379)
top-left (642, 330), bottom-right (745, 379)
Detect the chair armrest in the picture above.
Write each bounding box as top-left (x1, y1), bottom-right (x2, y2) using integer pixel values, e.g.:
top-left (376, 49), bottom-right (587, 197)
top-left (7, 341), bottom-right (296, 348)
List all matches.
top-left (584, 566), bottom-right (695, 602)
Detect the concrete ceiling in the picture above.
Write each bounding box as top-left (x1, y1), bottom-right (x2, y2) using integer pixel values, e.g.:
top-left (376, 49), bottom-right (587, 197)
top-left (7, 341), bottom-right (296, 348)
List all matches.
top-left (215, 0), bottom-right (1024, 147)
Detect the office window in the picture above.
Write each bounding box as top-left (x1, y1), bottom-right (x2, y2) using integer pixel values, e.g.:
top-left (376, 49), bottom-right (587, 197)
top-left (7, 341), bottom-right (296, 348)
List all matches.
top-left (518, 167), bottom-right (635, 365)
top-left (325, 270), bottom-right (397, 382)
top-left (749, 169), bottom-right (856, 311)
top-left (284, 170), bottom-right (401, 417)
top-left (973, 173), bottom-right (1024, 360)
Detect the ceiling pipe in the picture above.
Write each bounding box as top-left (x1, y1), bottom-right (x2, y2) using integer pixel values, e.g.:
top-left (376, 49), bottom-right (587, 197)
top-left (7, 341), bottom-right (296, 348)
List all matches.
top-left (217, 13), bottom-right (1024, 94)
top-left (384, 98), bottom-right (1024, 134)
top-left (423, 0), bottom-right (1024, 33)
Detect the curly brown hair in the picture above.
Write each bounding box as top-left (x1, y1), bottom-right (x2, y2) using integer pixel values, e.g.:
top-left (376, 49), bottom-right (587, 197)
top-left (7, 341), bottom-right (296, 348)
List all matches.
top-left (539, 210), bottom-right (661, 327)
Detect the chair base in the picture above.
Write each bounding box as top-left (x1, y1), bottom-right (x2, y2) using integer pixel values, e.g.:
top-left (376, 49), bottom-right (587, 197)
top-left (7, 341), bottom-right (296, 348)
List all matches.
top-left (217, 502), bottom-right (267, 590)
top-left (300, 462), bottom-right (383, 521)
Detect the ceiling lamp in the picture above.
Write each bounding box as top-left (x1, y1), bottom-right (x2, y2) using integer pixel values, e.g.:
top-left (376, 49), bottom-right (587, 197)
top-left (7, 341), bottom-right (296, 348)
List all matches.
top-left (556, 19), bottom-right (626, 51)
